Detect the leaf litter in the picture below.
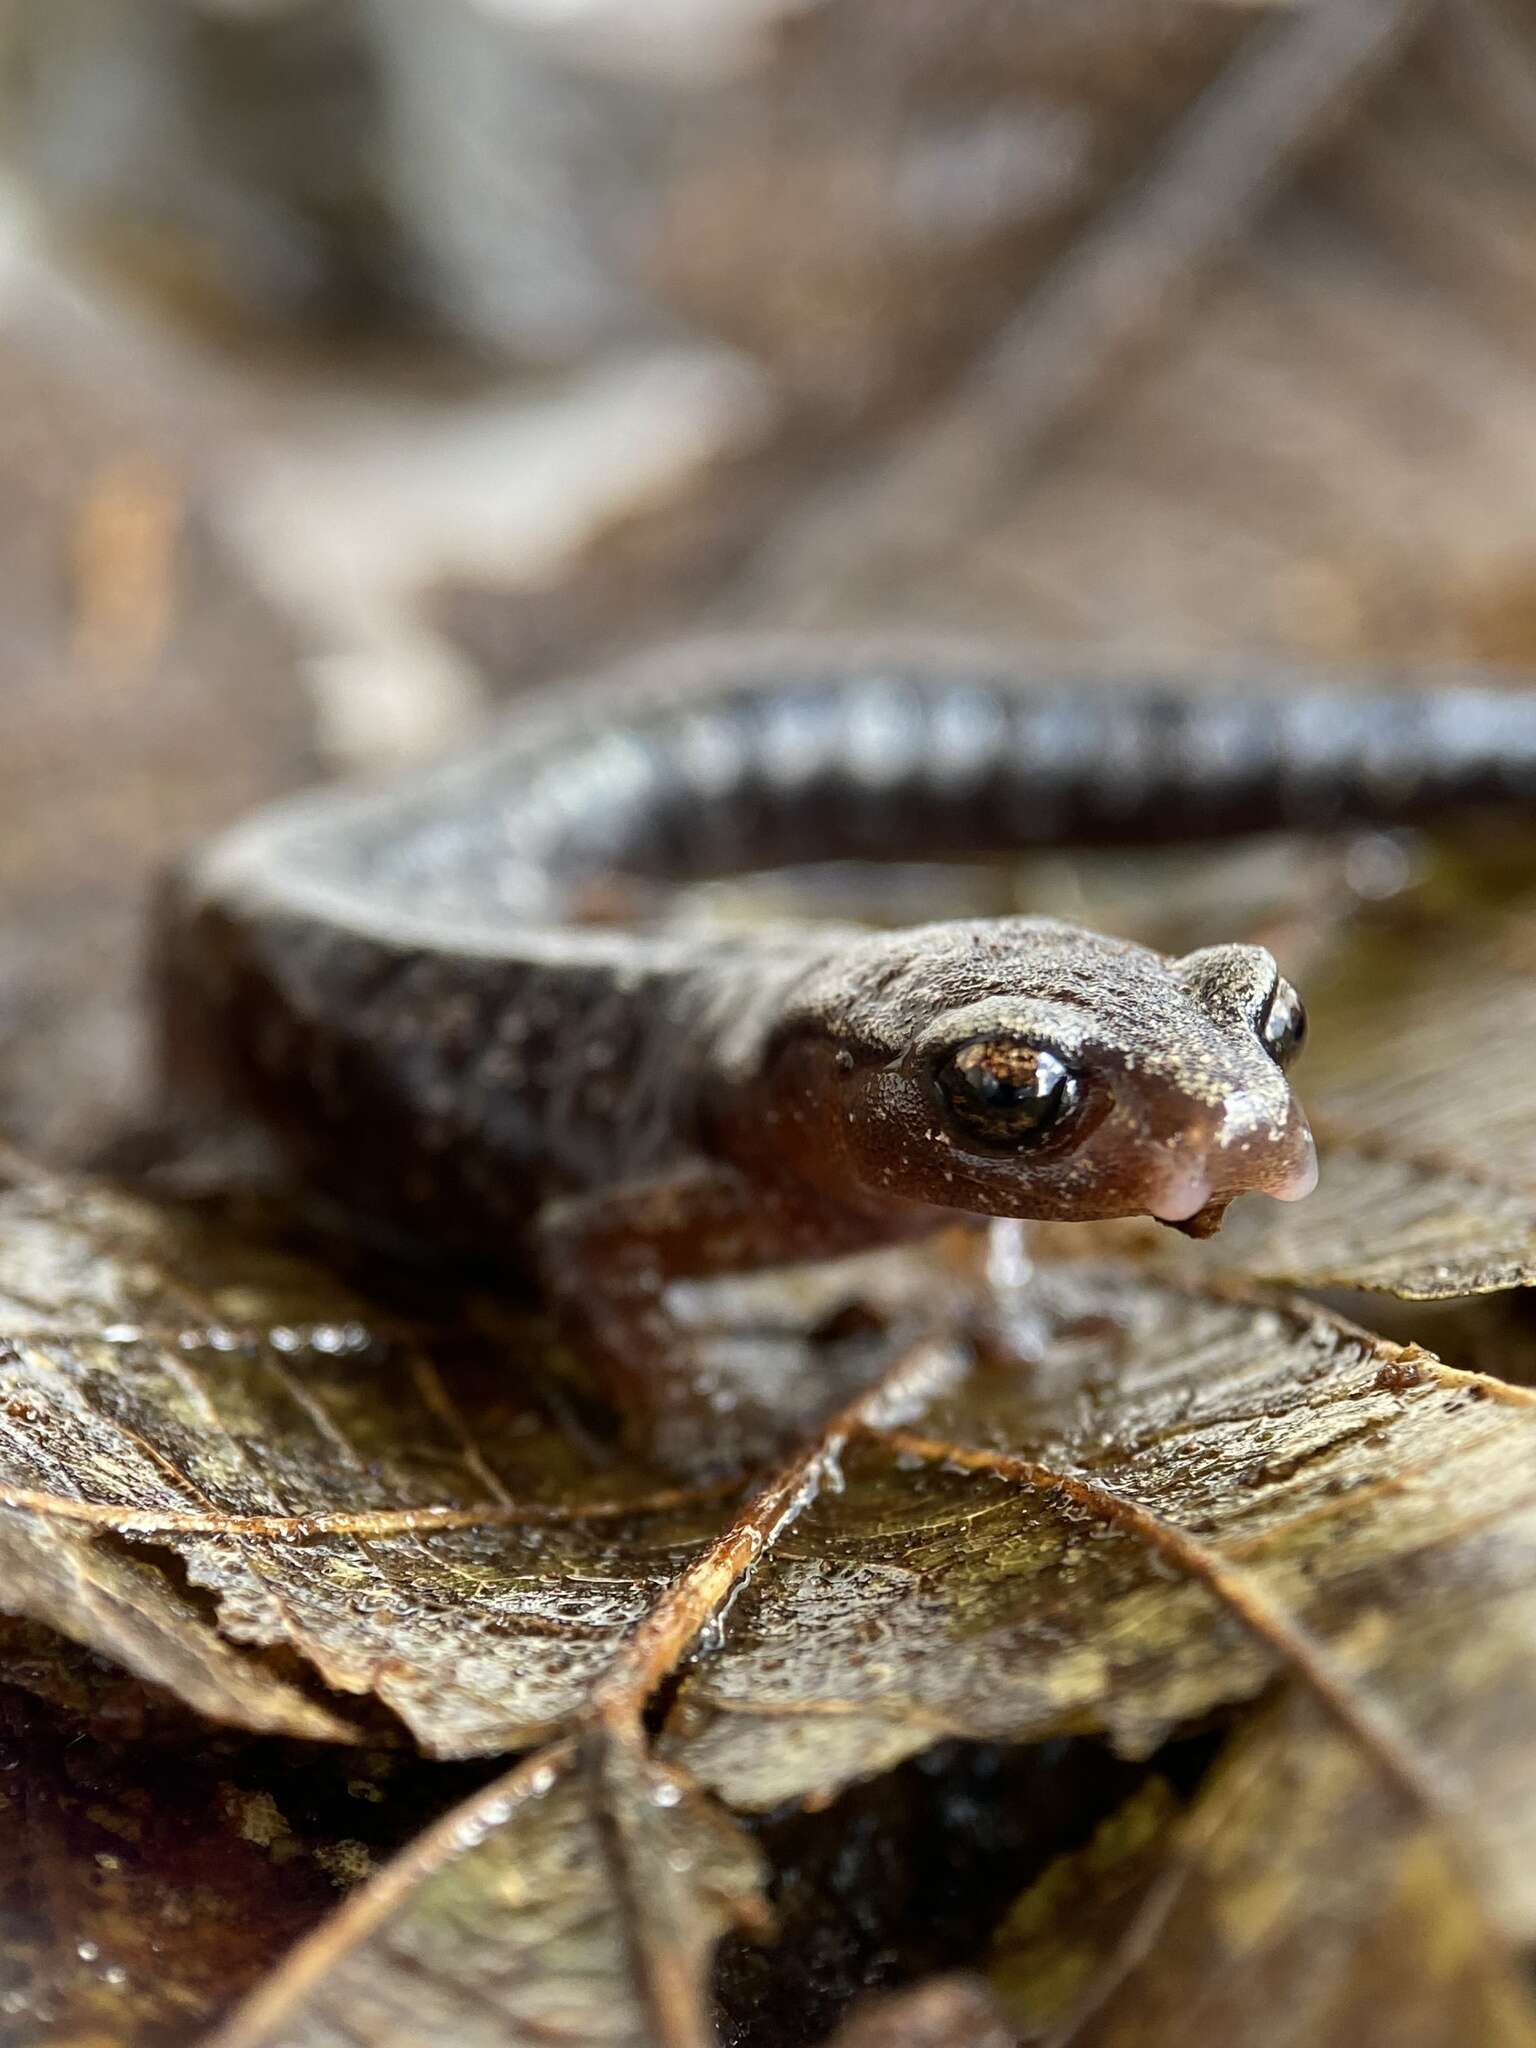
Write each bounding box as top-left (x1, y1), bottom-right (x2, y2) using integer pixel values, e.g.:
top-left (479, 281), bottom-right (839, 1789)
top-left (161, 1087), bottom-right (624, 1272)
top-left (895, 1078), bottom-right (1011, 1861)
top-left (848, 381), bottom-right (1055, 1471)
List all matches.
top-left (0, 1165), bottom-right (765, 1760)
top-left (989, 1700), bottom-right (1536, 2048)
top-left (2, 1145), bottom-right (1536, 2041)
top-left (1207, 884), bottom-right (1536, 1299)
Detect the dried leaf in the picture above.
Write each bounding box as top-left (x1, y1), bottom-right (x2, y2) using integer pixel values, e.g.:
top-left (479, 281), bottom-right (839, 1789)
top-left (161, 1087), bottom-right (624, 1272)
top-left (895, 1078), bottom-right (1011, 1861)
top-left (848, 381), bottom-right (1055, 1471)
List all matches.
top-left (0, 1168), bottom-right (742, 1756)
top-left (8, 1109), bottom-right (1536, 2038)
top-left (1208, 897), bottom-right (1536, 1297)
top-left (990, 1701), bottom-right (1536, 2048)
top-left (209, 1734), bottom-right (766, 2048)
top-left (664, 1261), bottom-right (1536, 1968)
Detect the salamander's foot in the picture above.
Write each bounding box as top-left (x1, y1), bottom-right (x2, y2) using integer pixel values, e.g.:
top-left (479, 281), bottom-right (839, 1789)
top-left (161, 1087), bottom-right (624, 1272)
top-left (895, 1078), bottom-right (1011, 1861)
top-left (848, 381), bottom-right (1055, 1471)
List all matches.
top-left (535, 1181), bottom-right (1057, 1473)
top-left (539, 1277), bottom-right (807, 1478)
top-left (597, 1310), bottom-right (939, 1477)
top-left (549, 1269), bottom-right (939, 1478)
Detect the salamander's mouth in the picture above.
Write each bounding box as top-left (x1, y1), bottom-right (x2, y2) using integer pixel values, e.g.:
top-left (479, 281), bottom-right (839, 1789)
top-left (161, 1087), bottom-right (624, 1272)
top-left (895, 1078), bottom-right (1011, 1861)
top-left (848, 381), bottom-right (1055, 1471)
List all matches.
top-left (1161, 1196), bottom-right (1236, 1240)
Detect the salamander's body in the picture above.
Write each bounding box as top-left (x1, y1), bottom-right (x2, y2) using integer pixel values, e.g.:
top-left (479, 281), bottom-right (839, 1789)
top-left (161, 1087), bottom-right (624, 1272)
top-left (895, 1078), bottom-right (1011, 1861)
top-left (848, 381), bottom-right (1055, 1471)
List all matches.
top-left (159, 637), bottom-right (1536, 1411)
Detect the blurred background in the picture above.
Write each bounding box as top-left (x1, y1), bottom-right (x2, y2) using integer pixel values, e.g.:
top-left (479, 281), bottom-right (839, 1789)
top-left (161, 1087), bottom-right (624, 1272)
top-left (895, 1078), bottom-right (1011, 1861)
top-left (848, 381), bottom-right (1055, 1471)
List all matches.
top-left (4, 0), bottom-right (1536, 1171)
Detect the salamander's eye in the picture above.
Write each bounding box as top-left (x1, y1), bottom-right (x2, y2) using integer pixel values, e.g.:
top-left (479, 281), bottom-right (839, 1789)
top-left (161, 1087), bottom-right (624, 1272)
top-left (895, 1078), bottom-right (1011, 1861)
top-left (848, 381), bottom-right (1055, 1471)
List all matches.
top-left (934, 1038), bottom-right (1083, 1151)
top-left (1260, 979), bottom-right (1307, 1068)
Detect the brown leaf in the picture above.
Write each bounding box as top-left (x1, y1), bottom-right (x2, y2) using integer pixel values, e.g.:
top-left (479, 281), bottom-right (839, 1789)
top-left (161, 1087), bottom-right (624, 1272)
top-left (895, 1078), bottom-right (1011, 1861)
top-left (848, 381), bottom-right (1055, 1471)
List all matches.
top-left (991, 1702), bottom-right (1536, 2048)
top-left (665, 1261), bottom-right (1536, 1963)
top-left (0, 1504), bottom-right (351, 1747)
top-left (209, 1733), bottom-right (766, 2048)
top-left (0, 1160), bottom-right (995, 2043)
top-left (0, 1166), bottom-right (772, 1756)
top-left (7, 1164), bottom-right (1536, 2037)
top-left (1207, 895), bottom-right (1536, 1298)
top-left (203, 1324), bottom-right (973, 2048)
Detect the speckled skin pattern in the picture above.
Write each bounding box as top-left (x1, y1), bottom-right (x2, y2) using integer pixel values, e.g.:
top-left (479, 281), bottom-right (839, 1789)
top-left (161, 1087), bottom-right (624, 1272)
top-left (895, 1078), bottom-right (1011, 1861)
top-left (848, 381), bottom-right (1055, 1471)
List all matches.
top-left (158, 635), bottom-right (1536, 1405)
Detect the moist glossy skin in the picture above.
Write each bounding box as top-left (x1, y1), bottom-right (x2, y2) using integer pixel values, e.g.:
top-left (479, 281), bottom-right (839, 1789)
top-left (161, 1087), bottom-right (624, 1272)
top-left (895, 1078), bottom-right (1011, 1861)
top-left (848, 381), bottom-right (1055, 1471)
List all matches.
top-left (158, 634), bottom-right (1536, 1412)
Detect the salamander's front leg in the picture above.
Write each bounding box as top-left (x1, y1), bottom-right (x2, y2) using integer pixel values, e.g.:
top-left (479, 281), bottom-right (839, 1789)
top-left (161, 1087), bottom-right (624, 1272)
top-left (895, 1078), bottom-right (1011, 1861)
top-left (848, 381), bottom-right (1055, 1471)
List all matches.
top-left (533, 1163), bottom-right (888, 1464)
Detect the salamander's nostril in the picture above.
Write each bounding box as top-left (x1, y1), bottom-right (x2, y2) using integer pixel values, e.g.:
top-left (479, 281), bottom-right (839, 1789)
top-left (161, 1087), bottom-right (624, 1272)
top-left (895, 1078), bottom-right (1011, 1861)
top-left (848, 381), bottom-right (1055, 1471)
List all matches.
top-left (1143, 1113), bottom-right (1317, 1221)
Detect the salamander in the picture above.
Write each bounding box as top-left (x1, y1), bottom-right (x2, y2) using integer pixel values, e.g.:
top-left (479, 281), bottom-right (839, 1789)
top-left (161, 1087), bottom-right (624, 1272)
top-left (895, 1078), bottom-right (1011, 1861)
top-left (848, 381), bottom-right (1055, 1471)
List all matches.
top-left (156, 635), bottom-right (1535, 1423)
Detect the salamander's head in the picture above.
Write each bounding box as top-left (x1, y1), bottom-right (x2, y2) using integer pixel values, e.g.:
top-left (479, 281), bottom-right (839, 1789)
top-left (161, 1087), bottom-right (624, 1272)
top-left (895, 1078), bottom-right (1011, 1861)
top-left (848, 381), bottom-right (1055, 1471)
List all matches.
top-left (780, 918), bottom-right (1317, 1232)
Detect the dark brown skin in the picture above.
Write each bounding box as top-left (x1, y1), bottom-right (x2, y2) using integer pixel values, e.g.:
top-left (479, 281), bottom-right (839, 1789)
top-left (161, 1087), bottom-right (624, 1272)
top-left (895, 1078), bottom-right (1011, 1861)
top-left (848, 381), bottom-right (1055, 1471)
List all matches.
top-left (157, 635), bottom-right (1536, 1423)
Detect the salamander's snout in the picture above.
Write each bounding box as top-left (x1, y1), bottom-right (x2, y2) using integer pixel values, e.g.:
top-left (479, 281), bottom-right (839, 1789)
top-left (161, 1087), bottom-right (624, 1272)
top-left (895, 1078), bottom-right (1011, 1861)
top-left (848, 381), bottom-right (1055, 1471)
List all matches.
top-left (1137, 1098), bottom-right (1318, 1236)
top-left (1275, 1144), bottom-right (1321, 1201)
top-left (1120, 939), bottom-right (1317, 1230)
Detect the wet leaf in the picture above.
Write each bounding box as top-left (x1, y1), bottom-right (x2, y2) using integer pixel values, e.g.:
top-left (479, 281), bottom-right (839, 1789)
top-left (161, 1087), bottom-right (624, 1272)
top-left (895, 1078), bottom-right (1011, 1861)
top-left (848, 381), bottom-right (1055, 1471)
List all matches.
top-left (7, 1151), bottom-right (1536, 2038)
top-left (991, 1701), bottom-right (1536, 2048)
top-left (202, 1333), bottom-right (1001, 2048)
top-left (0, 1165), bottom-right (749, 1756)
top-left (209, 1733), bottom-right (766, 2048)
top-left (0, 1163), bottom-right (932, 2044)
top-left (1208, 893), bottom-right (1536, 1298)
top-left (0, 1502), bottom-right (351, 1747)
top-left (664, 1261), bottom-right (1536, 1965)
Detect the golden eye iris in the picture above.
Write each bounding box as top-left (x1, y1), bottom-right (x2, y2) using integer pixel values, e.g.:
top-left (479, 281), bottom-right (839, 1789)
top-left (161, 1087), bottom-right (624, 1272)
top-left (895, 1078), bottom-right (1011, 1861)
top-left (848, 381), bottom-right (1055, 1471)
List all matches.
top-left (934, 1038), bottom-right (1082, 1150)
